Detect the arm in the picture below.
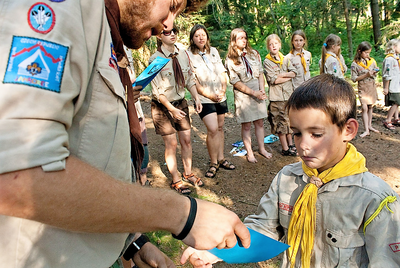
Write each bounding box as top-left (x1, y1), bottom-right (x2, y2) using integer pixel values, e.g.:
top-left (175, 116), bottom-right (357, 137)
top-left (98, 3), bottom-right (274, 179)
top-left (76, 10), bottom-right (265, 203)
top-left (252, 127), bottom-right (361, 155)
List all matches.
top-left (0, 156), bottom-right (250, 249)
top-left (195, 80), bottom-right (220, 102)
top-left (234, 81), bottom-right (266, 100)
top-left (158, 94), bottom-right (187, 120)
top-left (188, 84), bottom-right (203, 113)
top-left (274, 72), bottom-right (295, 84)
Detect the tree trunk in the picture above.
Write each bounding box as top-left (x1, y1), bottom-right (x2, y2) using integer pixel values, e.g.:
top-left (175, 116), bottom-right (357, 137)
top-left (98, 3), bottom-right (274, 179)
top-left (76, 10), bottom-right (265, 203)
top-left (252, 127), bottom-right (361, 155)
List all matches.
top-left (370, 0), bottom-right (381, 50)
top-left (343, 0), bottom-right (353, 59)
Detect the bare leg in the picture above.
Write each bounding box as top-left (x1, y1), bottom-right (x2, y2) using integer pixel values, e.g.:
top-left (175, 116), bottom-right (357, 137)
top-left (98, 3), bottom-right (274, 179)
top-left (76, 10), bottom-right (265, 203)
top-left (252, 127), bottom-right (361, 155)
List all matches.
top-left (254, 119), bottom-right (272, 159)
top-left (162, 134), bottom-right (180, 183)
top-left (385, 105), bottom-right (399, 123)
top-left (360, 103), bottom-right (370, 138)
top-left (202, 113), bottom-right (220, 165)
top-left (279, 133), bottom-right (289, 151)
top-left (177, 129), bottom-right (193, 176)
top-left (242, 122), bottom-right (256, 163)
top-left (367, 105), bottom-right (379, 133)
top-left (217, 113), bottom-right (226, 162)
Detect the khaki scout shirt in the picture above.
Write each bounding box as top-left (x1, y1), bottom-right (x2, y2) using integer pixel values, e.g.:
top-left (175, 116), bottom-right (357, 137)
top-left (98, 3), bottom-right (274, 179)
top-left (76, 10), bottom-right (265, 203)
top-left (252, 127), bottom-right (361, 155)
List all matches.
top-left (225, 49), bottom-right (263, 85)
top-left (0, 1), bottom-right (130, 267)
top-left (187, 47), bottom-right (227, 104)
top-left (319, 51), bottom-right (348, 79)
top-left (150, 45), bottom-right (196, 102)
top-left (286, 49), bottom-right (311, 89)
top-left (244, 162), bottom-right (400, 268)
top-left (263, 55), bottom-right (297, 102)
top-left (382, 56), bottom-right (400, 93)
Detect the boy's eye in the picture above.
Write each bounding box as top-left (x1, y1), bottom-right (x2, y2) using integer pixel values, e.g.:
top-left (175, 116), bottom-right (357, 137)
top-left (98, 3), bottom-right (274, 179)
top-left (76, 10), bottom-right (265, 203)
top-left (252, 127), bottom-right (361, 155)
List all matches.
top-left (293, 132), bottom-right (301, 137)
top-left (312, 133), bottom-right (323, 138)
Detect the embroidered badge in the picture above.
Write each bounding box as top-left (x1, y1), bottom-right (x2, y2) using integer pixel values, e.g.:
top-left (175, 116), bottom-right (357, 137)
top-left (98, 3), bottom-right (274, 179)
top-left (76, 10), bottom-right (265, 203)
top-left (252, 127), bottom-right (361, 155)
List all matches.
top-left (28, 3), bottom-right (56, 34)
top-left (49, 0), bottom-right (65, 2)
top-left (109, 43), bottom-right (118, 71)
top-left (389, 242), bottom-right (400, 253)
top-left (4, 36), bottom-right (68, 93)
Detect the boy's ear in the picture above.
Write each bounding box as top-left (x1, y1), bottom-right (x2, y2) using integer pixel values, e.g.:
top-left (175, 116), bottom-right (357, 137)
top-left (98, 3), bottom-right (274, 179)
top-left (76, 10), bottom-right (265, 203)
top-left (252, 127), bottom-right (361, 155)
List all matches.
top-left (342, 118), bottom-right (358, 142)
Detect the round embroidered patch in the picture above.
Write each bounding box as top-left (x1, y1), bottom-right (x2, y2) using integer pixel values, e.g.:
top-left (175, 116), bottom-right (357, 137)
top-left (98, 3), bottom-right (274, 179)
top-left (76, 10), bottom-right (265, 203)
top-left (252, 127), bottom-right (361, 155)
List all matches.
top-left (28, 3), bottom-right (56, 34)
top-left (49, 0), bottom-right (65, 2)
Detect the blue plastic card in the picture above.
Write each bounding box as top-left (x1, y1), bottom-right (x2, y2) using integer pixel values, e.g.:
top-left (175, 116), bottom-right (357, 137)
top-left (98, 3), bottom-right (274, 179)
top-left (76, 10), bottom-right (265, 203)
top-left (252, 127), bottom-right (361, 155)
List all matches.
top-left (132, 56), bottom-right (170, 89)
top-left (208, 228), bottom-right (289, 264)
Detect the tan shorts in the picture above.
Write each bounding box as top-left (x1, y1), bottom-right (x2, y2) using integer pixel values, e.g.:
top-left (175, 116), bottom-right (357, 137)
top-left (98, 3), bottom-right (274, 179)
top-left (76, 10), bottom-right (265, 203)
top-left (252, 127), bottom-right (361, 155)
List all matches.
top-left (151, 99), bottom-right (191, 136)
top-left (268, 101), bottom-right (292, 135)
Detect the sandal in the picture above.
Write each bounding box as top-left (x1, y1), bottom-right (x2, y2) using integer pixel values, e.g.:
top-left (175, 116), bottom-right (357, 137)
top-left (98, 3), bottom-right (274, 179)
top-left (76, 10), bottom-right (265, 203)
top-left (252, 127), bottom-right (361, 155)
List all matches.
top-left (205, 163), bottom-right (219, 178)
top-left (392, 119), bottom-right (400, 126)
top-left (281, 149), bottom-right (297, 156)
top-left (218, 159), bottom-right (236, 170)
top-left (182, 173), bottom-right (204, 187)
top-left (289, 145), bottom-right (298, 155)
top-left (170, 180), bottom-right (191, 195)
top-left (383, 121), bottom-right (396, 130)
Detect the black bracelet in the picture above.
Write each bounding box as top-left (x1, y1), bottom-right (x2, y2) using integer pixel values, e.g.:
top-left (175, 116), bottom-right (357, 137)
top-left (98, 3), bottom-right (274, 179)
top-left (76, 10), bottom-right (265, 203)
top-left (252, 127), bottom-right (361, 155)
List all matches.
top-left (172, 196), bottom-right (197, 240)
top-left (123, 234), bottom-right (150, 260)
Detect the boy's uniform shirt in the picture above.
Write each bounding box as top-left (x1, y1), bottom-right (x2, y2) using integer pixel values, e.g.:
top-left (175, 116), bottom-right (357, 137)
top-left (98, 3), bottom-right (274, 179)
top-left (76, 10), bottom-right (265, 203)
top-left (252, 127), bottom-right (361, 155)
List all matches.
top-left (150, 45), bottom-right (196, 102)
top-left (244, 161), bottom-right (400, 268)
top-left (187, 47), bottom-right (227, 104)
top-left (319, 51), bottom-right (347, 79)
top-left (286, 49), bottom-right (312, 89)
top-left (263, 55), bottom-right (297, 102)
top-left (0, 0), bottom-right (131, 267)
top-left (382, 55), bottom-right (400, 93)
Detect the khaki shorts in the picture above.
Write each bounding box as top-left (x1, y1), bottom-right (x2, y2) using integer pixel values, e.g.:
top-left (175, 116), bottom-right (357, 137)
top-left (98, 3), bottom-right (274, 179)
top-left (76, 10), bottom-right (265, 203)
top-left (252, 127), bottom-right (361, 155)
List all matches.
top-left (268, 101), bottom-right (292, 135)
top-left (151, 99), bottom-right (191, 136)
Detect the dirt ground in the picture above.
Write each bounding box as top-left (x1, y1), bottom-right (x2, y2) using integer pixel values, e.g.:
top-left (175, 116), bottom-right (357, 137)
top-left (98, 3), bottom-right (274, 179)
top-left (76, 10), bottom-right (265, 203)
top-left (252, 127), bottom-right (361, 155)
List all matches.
top-left (139, 86), bottom-right (400, 267)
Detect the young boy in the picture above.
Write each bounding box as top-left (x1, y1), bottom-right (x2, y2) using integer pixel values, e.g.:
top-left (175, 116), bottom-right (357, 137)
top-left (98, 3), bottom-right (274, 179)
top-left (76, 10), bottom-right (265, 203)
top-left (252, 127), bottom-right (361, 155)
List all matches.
top-left (182, 74), bottom-right (400, 267)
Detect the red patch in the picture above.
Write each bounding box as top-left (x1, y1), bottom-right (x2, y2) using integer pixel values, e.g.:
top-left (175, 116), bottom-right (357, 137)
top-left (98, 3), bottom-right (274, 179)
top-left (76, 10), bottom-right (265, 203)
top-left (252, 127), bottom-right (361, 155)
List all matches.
top-left (279, 202), bottom-right (293, 213)
top-left (389, 243), bottom-right (400, 252)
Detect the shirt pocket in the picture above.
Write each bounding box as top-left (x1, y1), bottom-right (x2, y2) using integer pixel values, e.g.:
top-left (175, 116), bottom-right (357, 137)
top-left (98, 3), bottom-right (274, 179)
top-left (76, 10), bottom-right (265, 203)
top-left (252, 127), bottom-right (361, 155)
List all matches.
top-left (323, 229), bottom-right (365, 267)
top-left (78, 64), bottom-right (131, 182)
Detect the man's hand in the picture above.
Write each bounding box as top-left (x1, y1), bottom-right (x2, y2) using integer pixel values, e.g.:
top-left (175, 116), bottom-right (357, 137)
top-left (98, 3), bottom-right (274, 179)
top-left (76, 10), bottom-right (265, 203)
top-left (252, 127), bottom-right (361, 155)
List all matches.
top-left (181, 199), bottom-right (250, 250)
top-left (132, 85), bottom-right (142, 103)
top-left (194, 98), bottom-right (203, 114)
top-left (180, 247), bottom-right (219, 268)
top-left (133, 243), bottom-right (176, 268)
top-left (169, 107), bottom-right (187, 120)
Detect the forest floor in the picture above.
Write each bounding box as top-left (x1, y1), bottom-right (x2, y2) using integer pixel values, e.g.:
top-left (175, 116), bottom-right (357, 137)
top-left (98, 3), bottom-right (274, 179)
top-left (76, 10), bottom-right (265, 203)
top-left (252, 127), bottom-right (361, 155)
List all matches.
top-left (139, 84), bottom-right (400, 268)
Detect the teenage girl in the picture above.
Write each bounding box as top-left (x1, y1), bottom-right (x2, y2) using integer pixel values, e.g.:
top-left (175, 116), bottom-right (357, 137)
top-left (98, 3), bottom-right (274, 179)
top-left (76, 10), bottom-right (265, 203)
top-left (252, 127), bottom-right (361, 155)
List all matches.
top-left (225, 28), bottom-right (272, 163)
top-left (351, 41), bottom-right (380, 137)
top-left (319, 34), bottom-right (347, 78)
top-left (382, 39), bottom-right (400, 130)
top-left (286, 30), bottom-right (312, 89)
top-left (263, 34), bottom-right (297, 156)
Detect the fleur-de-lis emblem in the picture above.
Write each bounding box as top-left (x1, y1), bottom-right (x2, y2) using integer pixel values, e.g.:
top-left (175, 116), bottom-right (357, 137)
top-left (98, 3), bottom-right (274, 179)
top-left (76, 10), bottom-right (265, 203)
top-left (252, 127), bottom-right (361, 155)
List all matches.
top-left (31, 5), bottom-right (52, 31)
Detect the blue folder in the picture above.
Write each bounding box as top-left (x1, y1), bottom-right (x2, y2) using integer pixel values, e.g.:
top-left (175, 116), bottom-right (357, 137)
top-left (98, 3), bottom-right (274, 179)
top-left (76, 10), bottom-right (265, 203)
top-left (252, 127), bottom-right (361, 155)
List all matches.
top-left (208, 228), bottom-right (289, 264)
top-left (132, 56), bottom-right (170, 89)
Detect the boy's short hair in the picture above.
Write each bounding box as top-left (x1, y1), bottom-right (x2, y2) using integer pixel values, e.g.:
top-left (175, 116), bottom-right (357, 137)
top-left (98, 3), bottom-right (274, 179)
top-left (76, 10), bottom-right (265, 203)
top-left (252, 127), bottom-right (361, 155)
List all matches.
top-left (286, 74), bottom-right (356, 130)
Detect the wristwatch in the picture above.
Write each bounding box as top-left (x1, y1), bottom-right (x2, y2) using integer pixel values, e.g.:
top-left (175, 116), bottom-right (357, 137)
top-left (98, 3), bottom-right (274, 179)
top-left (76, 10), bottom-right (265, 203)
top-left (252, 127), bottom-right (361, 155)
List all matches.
top-left (123, 234), bottom-right (150, 260)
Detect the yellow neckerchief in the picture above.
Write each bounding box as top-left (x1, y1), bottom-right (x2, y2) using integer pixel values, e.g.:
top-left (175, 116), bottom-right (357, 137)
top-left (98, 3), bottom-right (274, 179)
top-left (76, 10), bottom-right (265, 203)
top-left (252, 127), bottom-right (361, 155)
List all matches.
top-left (291, 49), bottom-right (307, 73)
top-left (355, 57), bottom-right (376, 70)
top-left (266, 52), bottom-right (284, 68)
top-left (325, 52), bottom-right (344, 74)
top-left (287, 143), bottom-right (368, 268)
top-left (385, 53), bottom-right (400, 67)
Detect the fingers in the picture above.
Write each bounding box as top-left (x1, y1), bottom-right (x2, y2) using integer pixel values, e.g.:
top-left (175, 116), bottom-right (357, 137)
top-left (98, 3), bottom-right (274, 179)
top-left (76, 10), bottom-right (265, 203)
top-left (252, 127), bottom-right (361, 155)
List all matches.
top-left (234, 221), bottom-right (251, 248)
top-left (181, 247), bottom-right (197, 264)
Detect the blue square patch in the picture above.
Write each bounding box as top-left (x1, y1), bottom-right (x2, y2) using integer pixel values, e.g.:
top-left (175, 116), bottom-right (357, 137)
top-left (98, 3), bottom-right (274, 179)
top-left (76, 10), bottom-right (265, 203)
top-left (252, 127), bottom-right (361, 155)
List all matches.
top-left (4, 36), bottom-right (68, 93)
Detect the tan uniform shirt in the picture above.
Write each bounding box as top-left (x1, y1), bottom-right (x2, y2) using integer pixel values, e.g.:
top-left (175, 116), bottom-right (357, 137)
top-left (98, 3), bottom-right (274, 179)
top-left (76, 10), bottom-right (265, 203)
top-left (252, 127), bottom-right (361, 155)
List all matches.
top-left (351, 59), bottom-right (378, 105)
top-left (263, 55), bottom-right (297, 102)
top-left (187, 47), bottom-right (227, 104)
top-left (244, 162), bottom-right (400, 268)
top-left (382, 56), bottom-right (400, 93)
top-left (319, 51), bottom-right (347, 78)
top-left (150, 45), bottom-right (196, 102)
top-left (0, 1), bottom-right (130, 267)
top-left (286, 49), bottom-right (311, 89)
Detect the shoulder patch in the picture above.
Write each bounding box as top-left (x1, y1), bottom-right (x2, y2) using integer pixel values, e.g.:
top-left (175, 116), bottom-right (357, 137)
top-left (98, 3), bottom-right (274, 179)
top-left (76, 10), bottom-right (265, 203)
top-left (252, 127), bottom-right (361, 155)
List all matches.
top-left (109, 43), bottom-right (118, 72)
top-left (28, 3), bottom-right (56, 34)
top-left (4, 36), bottom-right (68, 93)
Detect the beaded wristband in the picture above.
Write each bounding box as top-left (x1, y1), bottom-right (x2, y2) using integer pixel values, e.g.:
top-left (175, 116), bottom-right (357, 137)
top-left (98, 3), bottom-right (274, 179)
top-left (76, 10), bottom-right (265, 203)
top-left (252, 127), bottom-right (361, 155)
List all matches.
top-left (172, 196), bottom-right (197, 240)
